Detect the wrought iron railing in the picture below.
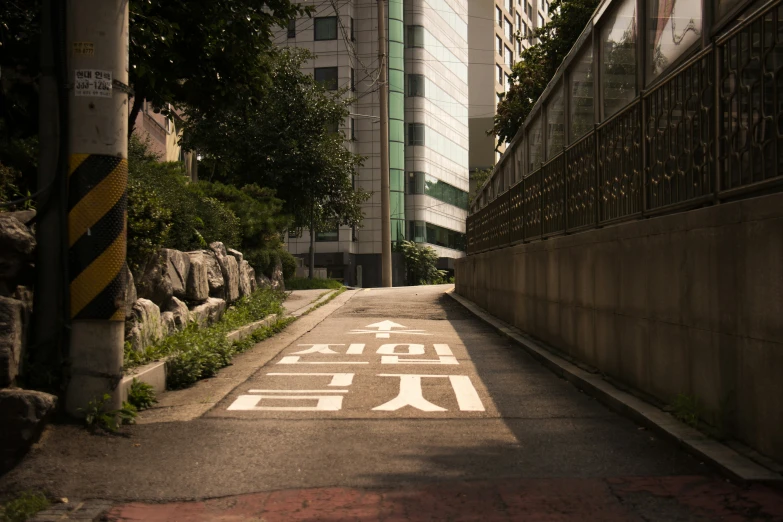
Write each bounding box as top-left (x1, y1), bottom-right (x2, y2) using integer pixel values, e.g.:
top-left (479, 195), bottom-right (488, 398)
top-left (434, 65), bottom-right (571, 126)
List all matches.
top-left (466, 1), bottom-right (783, 256)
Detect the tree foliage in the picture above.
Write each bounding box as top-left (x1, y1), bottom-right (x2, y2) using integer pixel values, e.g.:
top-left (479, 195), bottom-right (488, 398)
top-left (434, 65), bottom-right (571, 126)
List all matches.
top-left (128, 0), bottom-right (309, 132)
top-left (492, 0), bottom-right (599, 145)
top-left (400, 240), bottom-right (446, 286)
top-left (182, 48), bottom-right (369, 235)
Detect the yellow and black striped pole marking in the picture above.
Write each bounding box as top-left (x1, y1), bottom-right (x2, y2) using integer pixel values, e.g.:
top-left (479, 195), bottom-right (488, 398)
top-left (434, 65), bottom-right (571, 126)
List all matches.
top-left (68, 154), bottom-right (128, 321)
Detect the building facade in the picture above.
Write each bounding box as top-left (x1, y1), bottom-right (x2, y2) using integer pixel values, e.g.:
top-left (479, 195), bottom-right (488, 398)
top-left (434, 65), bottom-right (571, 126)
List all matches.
top-left (279, 0), bottom-right (469, 287)
top-left (468, 0), bottom-right (551, 185)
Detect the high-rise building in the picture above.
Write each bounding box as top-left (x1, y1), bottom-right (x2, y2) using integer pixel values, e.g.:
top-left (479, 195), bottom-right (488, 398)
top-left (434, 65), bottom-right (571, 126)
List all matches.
top-left (468, 0), bottom-right (551, 186)
top-left (278, 0), bottom-right (469, 287)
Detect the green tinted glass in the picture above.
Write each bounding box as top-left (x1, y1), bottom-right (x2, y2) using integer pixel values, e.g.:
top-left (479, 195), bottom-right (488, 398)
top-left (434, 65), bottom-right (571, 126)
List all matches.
top-left (390, 142), bottom-right (404, 168)
top-left (389, 20), bottom-right (404, 42)
top-left (390, 119), bottom-right (404, 142)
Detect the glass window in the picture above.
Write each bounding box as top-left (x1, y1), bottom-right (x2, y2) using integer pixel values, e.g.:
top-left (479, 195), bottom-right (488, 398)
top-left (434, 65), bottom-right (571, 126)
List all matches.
top-left (506, 18), bottom-right (514, 40)
top-left (505, 45), bottom-right (514, 66)
top-left (601, 0), bottom-right (637, 119)
top-left (569, 44), bottom-right (594, 142)
top-left (316, 226), bottom-right (339, 242)
top-left (350, 16), bottom-right (355, 41)
top-left (497, 64), bottom-right (504, 85)
top-left (647, 0), bottom-right (702, 81)
top-left (538, 13), bottom-right (544, 28)
top-left (314, 17), bottom-right (337, 40)
top-left (545, 85), bottom-right (564, 159)
top-left (407, 25), bottom-right (424, 48)
top-left (506, 0), bottom-right (513, 12)
top-left (516, 13), bottom-right (521, 28)
top-left (505, 73), bottom-right (512, 92)
top-left (497, 6), bottom-right (503, 25)
top-left (314, 67), bottom-right (338, 90)
top-left (350, 67), bottom-right (355, 91)
top-left (528, 113), bottom-right (542, 170)
top-left (497, 35), bottom-right (503, 55)
top-left (287, 19), bottom-right (296, 38)
top-left (408, 123), bottom-right (425, 146)
top-left (527, 2), bottom-right (533, 19)
top-left (408, 74), bottom-right (425, 97)
top-left (351, 118), bottom-right (356, 140)
top-left (425, 222), bottom-right (466, 251)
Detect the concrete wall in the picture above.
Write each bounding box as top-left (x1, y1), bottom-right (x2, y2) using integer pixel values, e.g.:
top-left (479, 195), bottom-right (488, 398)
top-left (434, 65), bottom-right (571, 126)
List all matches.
top-left (455, 192), bottom-right (783, 463)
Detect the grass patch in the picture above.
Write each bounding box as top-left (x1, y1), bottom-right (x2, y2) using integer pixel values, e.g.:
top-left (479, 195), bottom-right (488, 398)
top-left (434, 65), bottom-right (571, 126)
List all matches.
top-left (127, 378), bottom-right (157, 410)
top-left (671, 393), bottom-right (700, 428)
top-left (122, 288), bottom-right (292, 390)
top-left (284, 277), bottom-right (344, 290)
top-left (0, 491), bottom-right (50, 522)
top-left (300, 287), bottom-right (346, 316)
top-left (124, 288), bottom-right (285, 370)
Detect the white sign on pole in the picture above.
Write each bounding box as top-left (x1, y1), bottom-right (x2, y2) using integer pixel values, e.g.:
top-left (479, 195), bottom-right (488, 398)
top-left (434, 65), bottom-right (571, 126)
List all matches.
top-left (74, 69), bottom-right (112, 98)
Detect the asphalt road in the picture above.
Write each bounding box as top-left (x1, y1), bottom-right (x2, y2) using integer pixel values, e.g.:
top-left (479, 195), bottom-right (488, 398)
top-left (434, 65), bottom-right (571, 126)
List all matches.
top-left (3, 285), bottom-right (782, 521)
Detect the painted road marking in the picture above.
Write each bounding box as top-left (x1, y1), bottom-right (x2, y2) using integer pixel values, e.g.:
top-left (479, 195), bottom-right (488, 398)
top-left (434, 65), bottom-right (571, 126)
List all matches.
top-left (228, 395), bottom-right (343, 411)
top-left (278, 356), bottom-right (369, 365)
top-left (266, 373), bottom-right (356, 386)
top-left (349, 320), bottom-right (432, 339)
top-left (373, 374), bottom-right (485, 412)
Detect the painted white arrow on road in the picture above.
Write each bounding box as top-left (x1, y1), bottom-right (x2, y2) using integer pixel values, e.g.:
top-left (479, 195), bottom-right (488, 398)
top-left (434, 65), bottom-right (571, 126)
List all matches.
top-left (348, 320), bottom-right (432, 339)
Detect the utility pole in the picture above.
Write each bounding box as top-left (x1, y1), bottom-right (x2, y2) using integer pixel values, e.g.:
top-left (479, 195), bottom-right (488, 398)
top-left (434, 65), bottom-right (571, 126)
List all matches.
top-left (32, 0), bottom-right (64, 389)
top-left (65, 0), bottom-right (130, 414)
top-left (377, 0), bottom-right (392, 287)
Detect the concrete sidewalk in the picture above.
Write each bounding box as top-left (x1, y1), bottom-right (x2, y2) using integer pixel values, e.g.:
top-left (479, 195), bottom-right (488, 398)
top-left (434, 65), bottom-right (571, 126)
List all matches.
top-left (283, 289), bottom-right (332, 316)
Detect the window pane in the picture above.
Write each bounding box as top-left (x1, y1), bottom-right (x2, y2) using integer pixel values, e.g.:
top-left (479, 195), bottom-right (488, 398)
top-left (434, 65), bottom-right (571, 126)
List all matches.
top-left (407, 25), bottom-right (424, 47)
top-left (497, 65), bottom-right (503, 84)
top-left (314, 67), bottom-right (338, 90)
top-left (408, 123), bottom-right (425, 146)
top-left (506, 18), bottom-right (513, 39)
top-left (538, 13), bottom-right (544, 28)
top-left (287, 19), bottom-right (296, 38)
top-left (569, 44), bottom-right (594, 142)
top-left (647, 0), bottom-right (702, 81)
top-left (528, 113), bottom-right (542, 170)
top-left (314, 17), bottom-right (337, 40)
top-left (408, 74), bottom-right (425, 97)
top-left (316, 226), bottom-right (339, 241)
top-left (601, 0), bottom-right (637, 119)
top-left (497, 35), bottom-right (503, 55)
top-left (497, 6), bottom-right (503, 24)
top-left (505, 45), bottom-right (513, 66)
top-left (546, 85), bottom-right (564, 159)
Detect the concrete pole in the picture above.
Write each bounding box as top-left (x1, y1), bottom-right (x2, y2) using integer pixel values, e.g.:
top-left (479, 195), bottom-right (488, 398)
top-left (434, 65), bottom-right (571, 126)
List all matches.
top-left (377, 0), bottom-right (392, 287)
top-left (65, 0), bottom-right (130, 414)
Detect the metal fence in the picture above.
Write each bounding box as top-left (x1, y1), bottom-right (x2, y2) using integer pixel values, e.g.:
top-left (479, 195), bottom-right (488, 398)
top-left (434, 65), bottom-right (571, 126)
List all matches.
top-left (467, 0), bottom-right (783, 255)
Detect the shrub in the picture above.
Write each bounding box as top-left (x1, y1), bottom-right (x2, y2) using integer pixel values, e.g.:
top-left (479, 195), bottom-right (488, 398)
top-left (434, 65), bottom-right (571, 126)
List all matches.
top-left (0, 491), bottom-right (50, 522)
top-left (400, 240), bottom-right (447, 285)
top-left (128, 137), bottom-right (241, 254)
top-left (279, 249), bottom-right (297, 280)
top-left (127, 175), bottom-right (172, 275)
top-left (127, 378), bottom-right (157, 410)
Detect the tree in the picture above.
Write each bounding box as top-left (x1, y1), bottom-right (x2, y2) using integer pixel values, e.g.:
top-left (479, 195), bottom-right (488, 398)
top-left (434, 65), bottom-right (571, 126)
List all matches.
top-left (182, 48), bottom-right (370, 277)
top-left (0, 0), bottom-right (41, 201)
top-left (400, 241), bottom-right (446, 286)
top-left (492, 0), bottom-right (599, 145)
top-left (128, 0), bottom-right (310, 134)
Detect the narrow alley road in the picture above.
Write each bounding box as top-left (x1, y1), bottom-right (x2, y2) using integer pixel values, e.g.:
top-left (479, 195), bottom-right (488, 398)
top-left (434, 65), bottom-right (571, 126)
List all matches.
top-left (4, 286), bottom-right (782, 521)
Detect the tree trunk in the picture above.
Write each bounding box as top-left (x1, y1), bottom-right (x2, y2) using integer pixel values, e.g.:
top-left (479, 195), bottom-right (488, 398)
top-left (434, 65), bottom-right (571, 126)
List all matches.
top-left (309, 203), bottom-right (315, 280)
top-left (128, 96), bottom-right (144, 137)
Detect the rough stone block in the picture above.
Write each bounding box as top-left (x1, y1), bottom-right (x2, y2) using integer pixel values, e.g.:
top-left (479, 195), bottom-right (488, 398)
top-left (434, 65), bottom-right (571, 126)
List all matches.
top-left (0, 389), bottom-right (56, 470)
top-left (239, 260), bottom-right (253, 298)
top-left (126, 298), bottom-right (164, 353)
top-left (137, 249), bottom-right (191, 307)
top-left (0, 296), bottom-right (24, 387)
top-left (189, 297), bottom-right (226, 327)
top-left (227, 248), bottom-right (244, 264)
top-left (0, 215), bottom-right (35, 280)
top-left (124, 265), bottom-right (137, 319)
top-left (185, 252), bottom-right (211, 302)
top-left (210, 242), bottom-right (240, 302)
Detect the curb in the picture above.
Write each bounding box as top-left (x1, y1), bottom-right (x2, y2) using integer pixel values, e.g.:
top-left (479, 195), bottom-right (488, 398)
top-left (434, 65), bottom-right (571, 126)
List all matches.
top-left (289, 289), bottom-right (337, 318)
top-left (446, 289), bottom-right (782, 484)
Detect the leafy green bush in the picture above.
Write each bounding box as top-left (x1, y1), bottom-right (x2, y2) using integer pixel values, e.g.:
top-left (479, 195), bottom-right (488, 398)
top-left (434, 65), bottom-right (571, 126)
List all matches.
top-left (284, 277), bottom-right (343, 290)
top-left (279, 249), bottom-right (297, 280)
top-left (127, 175), bottom-right (172, 274)
top-left (127, 378), bottom-right (158, 410)
top-left (80, 393), bottom-right (137, 433)
top-left (127, 137), bottom-right (240, 260)
top-left (0, 491), bottom-right (50, 522)
top-left (400, 240), bottom-right (447, 285)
